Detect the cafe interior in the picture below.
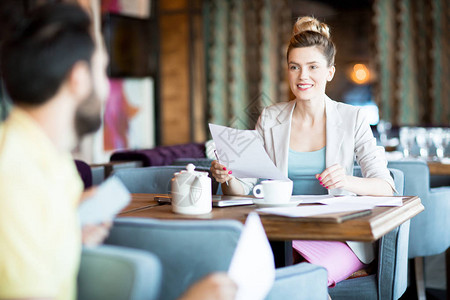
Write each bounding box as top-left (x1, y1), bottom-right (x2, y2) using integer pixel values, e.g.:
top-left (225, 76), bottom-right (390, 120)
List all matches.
top-left (0, 0), bottom-right (449, 299)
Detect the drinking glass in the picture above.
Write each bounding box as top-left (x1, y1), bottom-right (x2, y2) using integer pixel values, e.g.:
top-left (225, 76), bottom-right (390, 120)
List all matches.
top-left (444, 129), bottom-right (450, 157)
top-left (415, 128), bottom-right (431, 160)
top-left (429, 128), bottom-right (444, 160)
top-left (399, 127), bottom-right (415, 158)
top-left (377, 120), bottom-right (392, 146)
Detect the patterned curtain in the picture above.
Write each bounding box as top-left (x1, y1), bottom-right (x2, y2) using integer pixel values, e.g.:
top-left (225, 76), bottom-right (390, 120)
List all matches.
top-left (203, 0), bottom-right (290, 130)
top-left (373, 0), bottom-right (449, 126)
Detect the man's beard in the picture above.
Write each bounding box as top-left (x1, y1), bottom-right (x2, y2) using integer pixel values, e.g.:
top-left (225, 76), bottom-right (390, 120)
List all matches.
top-left (74, 89), bottom-right (102, 139)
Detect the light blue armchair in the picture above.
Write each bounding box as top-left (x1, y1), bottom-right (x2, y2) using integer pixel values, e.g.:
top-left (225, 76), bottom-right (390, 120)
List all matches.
top-left (387, 160), bottom-right (450, 298)
top-left (77, 245), bottom-right (162, 300)
top-left (327, 167), bottom-right (409, 300)
top-left (105, 218), bottom-right (328, 300)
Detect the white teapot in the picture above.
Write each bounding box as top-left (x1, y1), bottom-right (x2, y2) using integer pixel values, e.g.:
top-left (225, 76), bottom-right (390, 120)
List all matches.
top-left (171, 164), bottom-right (212, 214)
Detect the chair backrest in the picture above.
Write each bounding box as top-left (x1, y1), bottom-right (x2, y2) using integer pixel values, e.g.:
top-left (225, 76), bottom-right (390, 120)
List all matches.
top-left (387, 160), bottom-right (450, 257)
top-left (387, 161), bottom-right (429, 198)
top-left (75, 159), bottom-right (93, 190)
top-left (77, 245), bottom-right (161, 300)
top-left (105, 218), bottom-right (243, 300)
top-left (112, 165), bottom-right (217, 194)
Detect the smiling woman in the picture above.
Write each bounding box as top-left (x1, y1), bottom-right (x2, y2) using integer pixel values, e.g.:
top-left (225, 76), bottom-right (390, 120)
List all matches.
top-left (287, 47), bottom-right (335, 104)
top-left (210, 16), bottom-right (396, 288)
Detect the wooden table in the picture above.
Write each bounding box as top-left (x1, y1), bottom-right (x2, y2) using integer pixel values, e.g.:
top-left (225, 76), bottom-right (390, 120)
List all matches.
top-left (427, 161), bottom-right (450, 176)
top-left (119, 194), bottom-right (424, 242)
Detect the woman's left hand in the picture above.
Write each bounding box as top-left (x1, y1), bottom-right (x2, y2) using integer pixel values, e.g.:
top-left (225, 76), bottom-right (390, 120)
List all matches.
top-left (316, 164), bottom-right (349, 190)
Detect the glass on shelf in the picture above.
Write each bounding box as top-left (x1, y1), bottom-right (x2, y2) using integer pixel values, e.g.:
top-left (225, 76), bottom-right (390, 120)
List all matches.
top-left (429, 128), bottom-right (444, 160)
top-left (377, 120), bottom-right (392, 146)
top-left (443, 128), bottom-right (450, 158)
top-left (399, 127), bottom-right (416, 158)
top-left (414, 127), bottom-right (433, 160)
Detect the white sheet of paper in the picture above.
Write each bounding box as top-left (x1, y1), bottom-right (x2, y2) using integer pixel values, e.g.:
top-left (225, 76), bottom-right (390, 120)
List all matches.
top-left (209, 123), bottom-right (288, 180)
top-left (290, 194), bottom-right (334, 204)
top-left (318, 196), bottom-right (404, 207)
top-left (78, 177), bottom-right (131, 226)
top-left (257, 203), bottom-right (375, 218)
top-left (228, 213), bottom-right (275, 300)
top-left (290, 195), bottom-right (403, 206)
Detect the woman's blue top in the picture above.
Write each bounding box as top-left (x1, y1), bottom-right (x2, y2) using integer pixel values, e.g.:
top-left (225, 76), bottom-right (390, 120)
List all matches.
top-left (288, 147), bottom-right (328, 195)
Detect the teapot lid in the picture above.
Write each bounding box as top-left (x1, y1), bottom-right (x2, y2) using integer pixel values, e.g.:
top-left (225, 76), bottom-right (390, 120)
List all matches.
top-left (186, 163), bottom-right (195, 172)
top-left (174, 163), bottom-right (208, 177)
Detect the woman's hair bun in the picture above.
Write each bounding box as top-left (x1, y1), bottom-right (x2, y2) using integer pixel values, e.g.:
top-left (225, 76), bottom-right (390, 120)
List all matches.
top-left (292, 16), bottom-right (330, 39)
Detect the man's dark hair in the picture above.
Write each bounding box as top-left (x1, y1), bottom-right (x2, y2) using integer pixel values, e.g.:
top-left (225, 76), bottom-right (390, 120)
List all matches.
top-left (0, 3), bottom-right (95, 106)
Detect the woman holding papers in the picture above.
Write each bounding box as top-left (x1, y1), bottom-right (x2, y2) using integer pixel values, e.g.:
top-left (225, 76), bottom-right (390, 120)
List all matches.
top-left (211, 16), bottom-right (396, 287)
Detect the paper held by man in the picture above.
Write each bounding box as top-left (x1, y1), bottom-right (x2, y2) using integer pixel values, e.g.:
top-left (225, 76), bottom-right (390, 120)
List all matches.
top-left (209, 123), bottom-right (289, 180)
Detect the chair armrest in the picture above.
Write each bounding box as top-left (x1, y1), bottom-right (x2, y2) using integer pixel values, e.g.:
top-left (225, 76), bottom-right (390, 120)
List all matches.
top-left (409, 188), bottom-right (450, 257)
top-left (265, 263), bottom-right (328, 300)
top-left (378, 221), bottom-right (410, 300)
top-left (78, 245), bottom-right (162, 300)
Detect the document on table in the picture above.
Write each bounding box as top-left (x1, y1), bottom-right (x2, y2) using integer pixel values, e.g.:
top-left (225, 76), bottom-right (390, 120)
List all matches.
top-left (78, 176), bottom-right (131, 226)
top-left (290, 194), bottom-right (334, 204)
top-left (257, 203), bottom-right (375, 218)
top-left (228, 213), bottom-right (275, 300)
top-left (209, 123), bottom-right (288, 180)
top-left (290, 195), bottom-right (404, 206)
top-left (318, 196), bottom-right (404, 207)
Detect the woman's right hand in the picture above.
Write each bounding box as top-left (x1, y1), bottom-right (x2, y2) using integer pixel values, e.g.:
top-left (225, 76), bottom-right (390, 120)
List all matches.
top-left (210, 160), bottom-right (233, 184)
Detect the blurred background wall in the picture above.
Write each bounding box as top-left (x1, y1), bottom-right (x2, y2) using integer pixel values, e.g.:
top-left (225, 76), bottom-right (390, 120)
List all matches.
top-left (0, 0), bottom-right (448, 163)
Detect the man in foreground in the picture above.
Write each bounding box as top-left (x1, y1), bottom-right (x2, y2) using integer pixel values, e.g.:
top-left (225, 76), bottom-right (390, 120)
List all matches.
top-left (0, 3), bottom-right (236, 299)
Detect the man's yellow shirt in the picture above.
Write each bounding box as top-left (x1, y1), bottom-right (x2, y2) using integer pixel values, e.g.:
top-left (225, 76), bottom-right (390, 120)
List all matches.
top-left (0, 108), bottom-right (83, 300)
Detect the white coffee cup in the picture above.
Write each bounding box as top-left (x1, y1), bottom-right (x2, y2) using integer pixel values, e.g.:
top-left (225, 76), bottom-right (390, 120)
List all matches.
top-left (252, 180), bottom-right (293, 203)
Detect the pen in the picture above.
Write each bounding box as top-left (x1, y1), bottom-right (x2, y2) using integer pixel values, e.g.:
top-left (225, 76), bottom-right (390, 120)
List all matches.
top-left (214, 150), bottom-right (229, 186)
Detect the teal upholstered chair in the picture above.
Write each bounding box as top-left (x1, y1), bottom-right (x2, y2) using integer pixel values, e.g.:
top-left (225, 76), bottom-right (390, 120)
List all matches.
top-left (105, 218), bottom-right (328, 300)
top-left (325, 167), bottom-right (409, 300)
top-left (112, 165), bottom-right (219, 194)
top-left (387, 160), bottom-right (450, 298)
top-left (77, 245), bottom-right (162, 300)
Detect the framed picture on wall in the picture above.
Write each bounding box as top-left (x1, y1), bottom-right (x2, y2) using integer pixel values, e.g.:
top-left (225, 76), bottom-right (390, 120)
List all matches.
top-left (101, 0), bottom-right (151, 19)
top-left (103, 77), bottom-right (155, 152)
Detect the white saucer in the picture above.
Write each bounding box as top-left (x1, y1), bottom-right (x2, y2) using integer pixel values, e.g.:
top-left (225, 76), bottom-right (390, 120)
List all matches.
top-left (253, 199), bottom-right (302, 208)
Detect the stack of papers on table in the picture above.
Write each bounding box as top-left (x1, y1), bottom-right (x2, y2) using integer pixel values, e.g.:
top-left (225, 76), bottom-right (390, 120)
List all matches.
top-left (290, 195), bottom-right (404, 207)
top-left (258, 196), bottom-right (404, 220)
top-left (257, 203), bottom-right (374, 219)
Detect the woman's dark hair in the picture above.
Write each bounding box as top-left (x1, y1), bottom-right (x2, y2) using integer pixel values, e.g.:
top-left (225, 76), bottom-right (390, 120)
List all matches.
top-left (0, 3), bottom-right (95, 105)
top-left (287, 16), bottom-right (336, 67)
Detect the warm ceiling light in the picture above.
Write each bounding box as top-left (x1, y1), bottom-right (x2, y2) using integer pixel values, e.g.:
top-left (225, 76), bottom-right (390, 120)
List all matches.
top-left (350, 63), bottom-right (370, 84)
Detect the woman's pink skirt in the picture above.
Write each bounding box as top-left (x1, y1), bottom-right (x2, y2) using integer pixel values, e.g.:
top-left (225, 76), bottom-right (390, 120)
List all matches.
top-left (292, 240), bottom-right (366, 287)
